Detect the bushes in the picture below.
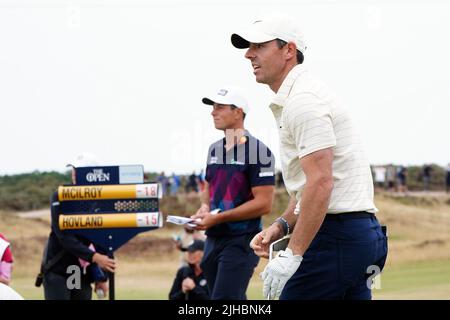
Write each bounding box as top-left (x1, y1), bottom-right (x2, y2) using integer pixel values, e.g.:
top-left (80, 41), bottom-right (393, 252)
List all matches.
top-left (0, 171), bottom-right (170, 212)
top-left (0, 171), bottom-right (70, 211)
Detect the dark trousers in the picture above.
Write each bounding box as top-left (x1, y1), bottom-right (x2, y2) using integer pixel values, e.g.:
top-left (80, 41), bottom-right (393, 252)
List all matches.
top-left (280, 213), bottom-right (388, 300)
top-left (43, 272), bottom-right (92, 300)
top-left (200, 233), bottom-right (259, 300)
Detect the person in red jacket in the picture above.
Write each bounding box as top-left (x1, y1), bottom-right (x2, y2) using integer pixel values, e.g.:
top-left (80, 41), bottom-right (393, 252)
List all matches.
top-left (0, 232), bottom-right (13, 285)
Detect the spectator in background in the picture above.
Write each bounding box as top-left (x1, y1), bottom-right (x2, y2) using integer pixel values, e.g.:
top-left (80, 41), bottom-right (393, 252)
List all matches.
top-left (172, 226), bottom-right (206, 268)
top-left (41, 154), bottom-right (114, 300)
top-left (276, 171), bottom-right (284, 188)
top-left (186, 171), bottom-right (199, 193)
top-left (423, 164), bottom-right (433, 192)
top-left (197, 169), bottom-right (206, 192)
top-left (396, 165), bottom-right (408, 195)
top-left (169, 240), bottom-right (209, 301)
top-left (170, 173), bottom-right (181, 195)
top-left (157, 172), bottom-right (168, 196)
top-left (373, 166), bottom-right (387, 191)
top-left (446, 163), bottom-right (450, 193)
top-left (165, 177), bottom-right (172, 196)
top-left (386, 164), bottom-right (396, 192)
top-left (0, 232), bottom-right (13, 286)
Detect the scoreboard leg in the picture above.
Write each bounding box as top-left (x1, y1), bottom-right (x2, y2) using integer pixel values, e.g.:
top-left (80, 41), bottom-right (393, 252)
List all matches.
top-left (109, 252), bottom-right (115, 300)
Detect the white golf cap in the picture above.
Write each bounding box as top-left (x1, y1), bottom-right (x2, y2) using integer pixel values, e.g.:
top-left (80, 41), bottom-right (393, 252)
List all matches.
top-left (202, 85), bottom-right (249, 114)
top-left (231, 14), bottom-right (306, 53)
top-left (66, 152), bottom-right (100, 168)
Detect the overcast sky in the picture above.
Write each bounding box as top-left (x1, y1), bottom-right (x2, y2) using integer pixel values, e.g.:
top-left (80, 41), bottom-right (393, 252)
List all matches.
top-left (0, 0), bottom-right (449, 175)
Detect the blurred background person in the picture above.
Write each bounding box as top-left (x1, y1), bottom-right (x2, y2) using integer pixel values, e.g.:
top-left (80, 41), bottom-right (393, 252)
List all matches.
top-left (172, 226), bottom-right (206, 268)
top-left (40, 153), bottom-right (114, 300)
top-left (157, 172), bottom-right (168, 196)
top-left (276, 171), bottom-right (284, 189)
top-left (170, 173), bottom-right (181, 195)
top-left (169, 240), bottom-right (209, 300)
top-left (0, 232), bottom-right (13, 285)
top-left (373, 165), bottom-right (387, 191)
top-left (396, 165), bottom-right (408, 195)
top-left (197, 169), bottom-right (206, 192)
top-left (185, 171), bottom-right (199, 194)
top-left (446, 163), bottom-right (450, 193)
top-left (423, 164), bottom-right (433, 192)
top-left (386, 164), bottom-right (397, 192)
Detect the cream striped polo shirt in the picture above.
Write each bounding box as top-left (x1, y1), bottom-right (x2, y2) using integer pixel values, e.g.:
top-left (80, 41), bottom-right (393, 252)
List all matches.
top-left (269, 64), bottom-right (377, 214)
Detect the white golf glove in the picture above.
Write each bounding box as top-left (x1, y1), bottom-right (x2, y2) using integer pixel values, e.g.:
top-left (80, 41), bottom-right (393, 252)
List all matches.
top-left (261, 248), bottom-right (302, 300)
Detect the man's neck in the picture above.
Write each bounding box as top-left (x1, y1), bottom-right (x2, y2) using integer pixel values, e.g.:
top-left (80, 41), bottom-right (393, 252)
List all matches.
top-left (270, 62), bottom-right (298, 93)
top-left (224, 127), bottom-right (246, 150)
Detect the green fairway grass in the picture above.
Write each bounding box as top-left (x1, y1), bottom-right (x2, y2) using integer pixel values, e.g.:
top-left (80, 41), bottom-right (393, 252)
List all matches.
top-left (11, 258), bottom-right (450, 300)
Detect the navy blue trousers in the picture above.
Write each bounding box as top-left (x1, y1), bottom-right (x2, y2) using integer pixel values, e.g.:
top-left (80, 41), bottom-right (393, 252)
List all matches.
top-left (200, 233), bottom-right (259, 300)
top-left (280, 214), bottom-right (388, 300)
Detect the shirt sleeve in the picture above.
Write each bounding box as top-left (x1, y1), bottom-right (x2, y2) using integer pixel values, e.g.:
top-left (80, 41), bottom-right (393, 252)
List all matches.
top-left (0, 261), bottom-right (12, 282)
top-left (169, 268), bottom-right (187, 300)
top-left (1, 247), bottom-right (13, 263)
top-left (284, 93), bottom-right (336, 159)
top-left (248, 141), bottom-right (276, 187)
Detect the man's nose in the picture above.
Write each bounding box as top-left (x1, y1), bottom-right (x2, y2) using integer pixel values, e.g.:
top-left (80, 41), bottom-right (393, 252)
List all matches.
top-left (245, 47), bottom-right (254, 60)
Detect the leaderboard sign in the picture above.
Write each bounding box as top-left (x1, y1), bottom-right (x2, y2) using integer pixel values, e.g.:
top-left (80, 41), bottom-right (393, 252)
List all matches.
top-left (58, 184), bottom-right (160, 201)
top-left (74, 165), bottom-right (145, 185)
top-left (58, 165), bottom-right (163, 252)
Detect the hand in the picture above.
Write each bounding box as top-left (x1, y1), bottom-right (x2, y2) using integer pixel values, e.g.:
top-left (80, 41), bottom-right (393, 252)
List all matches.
top-left (92, 253), bottom-right (117, 273)
top-left (190, 210), bottom-right (219, 231)
top-left (191, 204), bottom-right (210, 220)
top-left (250, 223), bottom-right (284, 259)
top-left (0, 275), bottom-right (10, 286)
top-left (182, 277), bottom-right (196, 293)
top-left (261, 248), bottom-right (302, 300)
top-left (95, 281), bottom-right (109, 298)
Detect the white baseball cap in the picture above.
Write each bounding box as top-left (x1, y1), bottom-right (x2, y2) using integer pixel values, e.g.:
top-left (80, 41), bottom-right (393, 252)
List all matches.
top-left (66, 152), bottom-right (100, 168)
top-left (231, 14), bottom-right (306, 53)
top-left (202, 85), bottom-right (250, 114)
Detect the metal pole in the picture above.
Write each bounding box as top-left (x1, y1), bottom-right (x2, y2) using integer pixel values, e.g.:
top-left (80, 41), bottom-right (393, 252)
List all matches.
top-left (109, 252), bottom-right (115, 301)
top-left (108, 235), bottom-right (115, 301)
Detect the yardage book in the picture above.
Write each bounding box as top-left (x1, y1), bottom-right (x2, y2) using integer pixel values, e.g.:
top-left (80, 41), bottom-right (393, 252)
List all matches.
top-left (166, 209), bottom-right (220, 227)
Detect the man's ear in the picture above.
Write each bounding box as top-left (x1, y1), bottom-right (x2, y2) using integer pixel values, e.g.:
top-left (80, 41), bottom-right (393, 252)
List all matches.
top-left (286, 42), bottom-right (298, 60)
top-left (235, 108), bottom-right (244, 120)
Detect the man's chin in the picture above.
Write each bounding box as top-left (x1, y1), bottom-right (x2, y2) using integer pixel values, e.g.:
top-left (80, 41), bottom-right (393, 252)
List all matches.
top-left (255, 76), bottom-right (265, 84)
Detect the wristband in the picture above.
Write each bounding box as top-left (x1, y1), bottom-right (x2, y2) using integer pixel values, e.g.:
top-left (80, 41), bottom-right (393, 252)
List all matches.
top-left (274, 217), bottom-right (290, 236)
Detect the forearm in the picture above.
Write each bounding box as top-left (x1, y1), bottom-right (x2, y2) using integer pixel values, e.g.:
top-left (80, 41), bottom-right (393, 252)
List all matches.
top-left (216, 197), bottom-right (272, 224)
top-left (53, 225), bottom-right (95, 261)
top-left (288, 180), bottom-right (332, 256)
top-left (200, 183), bottom-right (209, 206)
top-left (280, 196), bottom-right (299, 231)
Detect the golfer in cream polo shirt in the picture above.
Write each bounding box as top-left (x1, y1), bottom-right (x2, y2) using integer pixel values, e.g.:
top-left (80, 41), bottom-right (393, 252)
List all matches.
top-left (231, 15), bottom-right (388, 300)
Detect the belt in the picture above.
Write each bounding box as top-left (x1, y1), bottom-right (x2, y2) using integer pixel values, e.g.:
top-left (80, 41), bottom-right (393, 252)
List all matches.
top-left (324, 211), bottom-right (374, 220)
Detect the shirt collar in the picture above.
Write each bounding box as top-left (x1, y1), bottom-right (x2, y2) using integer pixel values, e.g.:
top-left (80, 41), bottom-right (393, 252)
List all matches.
top-left (270, 64), bottom-right (307, 109)
top-left (221, 129), bottom-right (252, 149)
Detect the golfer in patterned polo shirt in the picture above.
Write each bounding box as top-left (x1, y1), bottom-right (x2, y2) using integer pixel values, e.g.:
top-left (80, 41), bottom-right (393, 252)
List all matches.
top-left (191, 85), bottom-right (276, 299)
